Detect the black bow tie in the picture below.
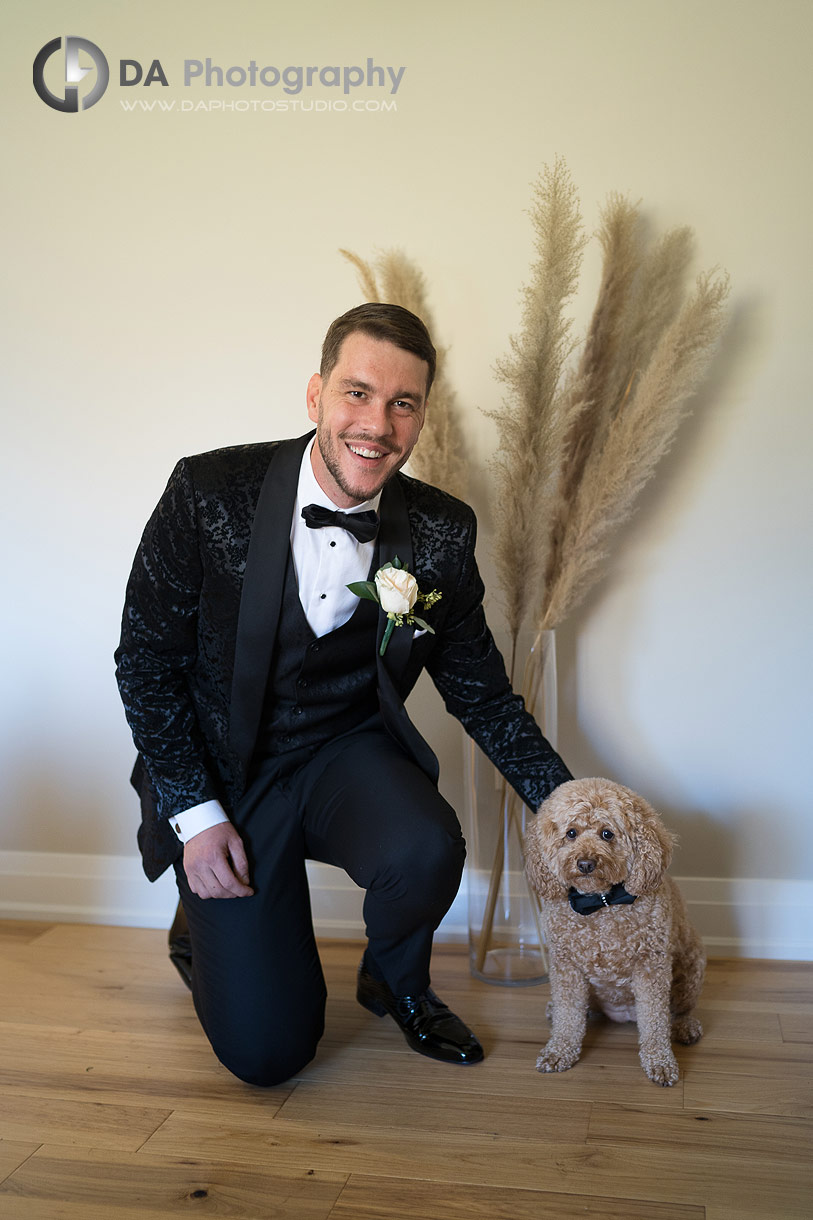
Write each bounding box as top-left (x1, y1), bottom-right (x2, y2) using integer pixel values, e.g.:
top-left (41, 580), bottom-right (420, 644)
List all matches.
top-left (568, 882), bottom-right (637, 916)
top-left (301, 503), bottom-right (379, 543)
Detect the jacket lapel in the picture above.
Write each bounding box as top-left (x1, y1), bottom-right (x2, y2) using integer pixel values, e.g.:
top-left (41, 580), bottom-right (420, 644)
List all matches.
top-left (375, 475), bottom-right (414, 685)
top-left (375, 476), bottom-right (439, 782)
top-left (229, 432), bottom-right (313, 771)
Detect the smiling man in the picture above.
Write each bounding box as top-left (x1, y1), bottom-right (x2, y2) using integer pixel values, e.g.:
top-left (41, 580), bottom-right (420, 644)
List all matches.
top-left (116, 303), bottom-right (572, 1085)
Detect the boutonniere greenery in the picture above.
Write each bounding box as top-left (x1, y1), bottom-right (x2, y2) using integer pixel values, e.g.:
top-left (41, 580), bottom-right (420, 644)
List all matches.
top-left (348, 557), bottom-right (442, 656)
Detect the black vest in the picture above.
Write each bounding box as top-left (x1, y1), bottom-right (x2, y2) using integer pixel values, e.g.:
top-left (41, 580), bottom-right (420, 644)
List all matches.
top-left (254, 546), bottom-right (380, 758)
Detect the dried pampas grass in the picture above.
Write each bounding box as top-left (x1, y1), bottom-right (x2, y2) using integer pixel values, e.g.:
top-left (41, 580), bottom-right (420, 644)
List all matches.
top-left (489, 157), bottom-right (587, 657)
top-left (543, 268), bottom-right (729, 629)
top-left (492, 162), bottom-right (730, 651)
top-left (340, 248), bottom-right (468, 499)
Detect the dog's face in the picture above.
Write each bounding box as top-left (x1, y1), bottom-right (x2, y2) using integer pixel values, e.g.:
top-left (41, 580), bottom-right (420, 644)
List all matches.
top-left (525, 778), bottom-right (675, 900)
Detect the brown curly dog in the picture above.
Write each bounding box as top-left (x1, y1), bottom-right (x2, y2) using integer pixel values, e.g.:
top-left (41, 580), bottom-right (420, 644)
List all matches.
top-left (524, 778), bottom-right (705, 1086)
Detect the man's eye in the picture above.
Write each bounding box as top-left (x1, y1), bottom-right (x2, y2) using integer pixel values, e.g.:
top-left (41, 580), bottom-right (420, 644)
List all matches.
top-left (566, 828), bottom-right (578, 840)
top-left (348, 390), bottom-right (365, 399)
top-left (394, 400), bottom-right (415, 411)
top-left (601, 829), bottom-right (615, 841)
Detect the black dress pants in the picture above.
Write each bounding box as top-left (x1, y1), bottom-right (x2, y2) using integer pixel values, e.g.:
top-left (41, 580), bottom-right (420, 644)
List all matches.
top-left (174, 724), bottom-right (466, 1086)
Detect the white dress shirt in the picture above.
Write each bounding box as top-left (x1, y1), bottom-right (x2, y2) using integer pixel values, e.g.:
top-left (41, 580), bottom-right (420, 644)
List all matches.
top-left (169, 441), bottom-right (381, 844)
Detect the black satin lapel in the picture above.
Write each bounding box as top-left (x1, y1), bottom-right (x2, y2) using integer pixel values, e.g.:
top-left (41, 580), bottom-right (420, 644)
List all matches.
top-left (374, 476), bottom-right (438, 782)
top-left (229, 432), bottom-right (313, 768)
top-left (376, 475), bottom-right (414, 684)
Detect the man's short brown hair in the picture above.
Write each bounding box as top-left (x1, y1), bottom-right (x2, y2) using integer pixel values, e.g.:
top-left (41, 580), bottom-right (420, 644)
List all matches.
top-left (320, 303), bottom-right (436, 398)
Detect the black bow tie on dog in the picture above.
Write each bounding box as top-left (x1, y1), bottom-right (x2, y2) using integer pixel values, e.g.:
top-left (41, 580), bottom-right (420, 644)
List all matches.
top-left (568, 882), bottom-right (637, 915)
top-left (301, 503), bottom-right (379, 543)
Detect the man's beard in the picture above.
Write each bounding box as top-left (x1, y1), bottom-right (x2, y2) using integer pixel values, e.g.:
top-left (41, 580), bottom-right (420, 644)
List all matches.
top-left (317, 417), bottom-right (402, 505)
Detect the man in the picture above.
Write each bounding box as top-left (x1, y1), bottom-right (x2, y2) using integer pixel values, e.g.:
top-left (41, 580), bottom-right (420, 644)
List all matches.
top-left (116, 303), bottom-right (572, 1086)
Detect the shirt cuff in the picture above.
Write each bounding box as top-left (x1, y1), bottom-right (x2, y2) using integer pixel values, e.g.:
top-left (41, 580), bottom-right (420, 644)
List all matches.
top-left (170, 800), bottom-right (230, 844)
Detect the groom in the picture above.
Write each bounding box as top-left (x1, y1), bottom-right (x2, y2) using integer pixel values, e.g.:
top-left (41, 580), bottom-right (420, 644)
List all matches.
top-left (116, 303), bottom-right (572, 1085)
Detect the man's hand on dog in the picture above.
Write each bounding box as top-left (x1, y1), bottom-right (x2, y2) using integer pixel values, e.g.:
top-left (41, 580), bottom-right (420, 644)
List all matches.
top-left (183, 823), bottom-right (254, 899)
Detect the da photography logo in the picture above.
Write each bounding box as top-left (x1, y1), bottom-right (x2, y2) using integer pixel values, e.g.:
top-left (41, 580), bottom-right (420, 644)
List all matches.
top-left (33, 37), bottom-right (109, 112)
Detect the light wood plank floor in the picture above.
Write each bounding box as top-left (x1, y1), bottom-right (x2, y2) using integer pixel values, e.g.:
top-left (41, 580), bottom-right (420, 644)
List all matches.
top-left (0, 920), bottom-right (811, 1219)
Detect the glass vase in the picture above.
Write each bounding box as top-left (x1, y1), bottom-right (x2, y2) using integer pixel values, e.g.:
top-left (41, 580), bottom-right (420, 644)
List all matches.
top-left (464, 629), bottom-right (557, 986)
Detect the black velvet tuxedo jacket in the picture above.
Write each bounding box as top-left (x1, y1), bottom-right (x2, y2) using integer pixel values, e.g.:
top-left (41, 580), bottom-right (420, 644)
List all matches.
top-left (116, 432), bottom-right (571, 881)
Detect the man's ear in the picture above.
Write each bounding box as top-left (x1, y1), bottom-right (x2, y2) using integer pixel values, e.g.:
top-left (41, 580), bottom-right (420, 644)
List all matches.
top-left (306, 373), bottom-right (321, 423)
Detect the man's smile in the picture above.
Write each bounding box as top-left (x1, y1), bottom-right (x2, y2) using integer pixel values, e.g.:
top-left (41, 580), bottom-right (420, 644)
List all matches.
top-left (347, 441), bottom-right (392, 461)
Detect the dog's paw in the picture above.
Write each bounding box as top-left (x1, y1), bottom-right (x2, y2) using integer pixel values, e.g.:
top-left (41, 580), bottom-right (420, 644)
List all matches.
top-left (672, 1015), bottom-right (703, 1045)
top-left (640, 1049), bottom-right (680, 1086)
top-left (535, 1042), bottom-right (580, 1073)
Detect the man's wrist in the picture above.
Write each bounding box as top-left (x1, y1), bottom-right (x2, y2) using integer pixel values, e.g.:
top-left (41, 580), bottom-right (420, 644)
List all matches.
top-left (170, 800), bottom-right (230, 844)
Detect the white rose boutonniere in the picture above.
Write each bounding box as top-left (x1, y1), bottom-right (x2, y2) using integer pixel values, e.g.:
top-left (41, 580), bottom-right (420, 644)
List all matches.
top-left (348, 557), bottom-right (442, 656)
top-left (375, 565), bottom-right (418, 616)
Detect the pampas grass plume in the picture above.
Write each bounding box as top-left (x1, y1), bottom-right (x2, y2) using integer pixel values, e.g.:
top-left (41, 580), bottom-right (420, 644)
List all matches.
top-left (491, 165), bottom-right (730, 645)
top-left (489, 158), bottom-right (587, 655)
top-left (542, 267), bottom-right (730, 629)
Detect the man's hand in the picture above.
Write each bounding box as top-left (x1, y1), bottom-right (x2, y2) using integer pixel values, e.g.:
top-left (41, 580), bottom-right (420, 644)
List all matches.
top-left (183, 822), bottom-right (254, 899)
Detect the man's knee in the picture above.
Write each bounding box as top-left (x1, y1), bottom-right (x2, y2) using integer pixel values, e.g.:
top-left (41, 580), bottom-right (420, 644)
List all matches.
top-left (210, 1006), bottom-right (324, 1087)
top-left (377, 822), bottom-right (466, 912)
top-left (215, 1036), bottom-right (320, 1088)
top-left (413, 814), bottom-right (466, 880)
top-left (199, 979), bottom-right (326, 1087)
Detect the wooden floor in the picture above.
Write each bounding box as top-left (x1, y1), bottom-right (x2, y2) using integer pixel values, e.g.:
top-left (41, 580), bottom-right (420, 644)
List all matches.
top-left (0, 922), bottom-right (811, 1219)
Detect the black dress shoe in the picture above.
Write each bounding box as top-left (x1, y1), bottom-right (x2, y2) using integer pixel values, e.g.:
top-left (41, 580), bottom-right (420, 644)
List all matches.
top-left (168, 900), bottom-right (193, 991)
top-left (357, 961), bottom-right (484, 1065)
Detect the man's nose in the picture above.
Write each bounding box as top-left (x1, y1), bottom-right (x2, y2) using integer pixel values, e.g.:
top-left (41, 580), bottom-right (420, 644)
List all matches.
top-left (361, 398), bottom-right (394, 436)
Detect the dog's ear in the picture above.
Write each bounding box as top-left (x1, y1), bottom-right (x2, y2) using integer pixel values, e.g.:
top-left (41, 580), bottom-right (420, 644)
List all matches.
top-left (523, 814), bottom-right (566, 901)
top-left (624, 791), bottom-right (676, 896)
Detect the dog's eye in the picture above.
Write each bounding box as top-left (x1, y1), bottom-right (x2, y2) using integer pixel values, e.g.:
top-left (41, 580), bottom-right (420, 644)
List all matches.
top-left (601, 829), bottom-right (615, 841)
top-left (565, 828), bottom-right (579, 839)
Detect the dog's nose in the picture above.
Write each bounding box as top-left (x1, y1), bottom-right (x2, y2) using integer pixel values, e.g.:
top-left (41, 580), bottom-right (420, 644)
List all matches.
top-left (577, 859), bottom-right (596, 874)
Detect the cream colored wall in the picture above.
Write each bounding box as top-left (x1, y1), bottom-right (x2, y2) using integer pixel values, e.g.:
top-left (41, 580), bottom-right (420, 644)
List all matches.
top-left (2, 3), bottom-right (811, 903)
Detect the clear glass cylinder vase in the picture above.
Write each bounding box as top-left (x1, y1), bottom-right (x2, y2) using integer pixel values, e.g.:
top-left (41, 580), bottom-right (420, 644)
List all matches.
top-left (464, 629), bottom-right (557, 986)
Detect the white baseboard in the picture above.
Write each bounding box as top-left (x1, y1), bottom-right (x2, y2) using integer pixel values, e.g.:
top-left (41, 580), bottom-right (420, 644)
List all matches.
top-left (0, 851), bottom-right (182, 930)
top-left (673, 875), bottom-right (813, 961)
top-left (0, 851), bottom-right (810, 961)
